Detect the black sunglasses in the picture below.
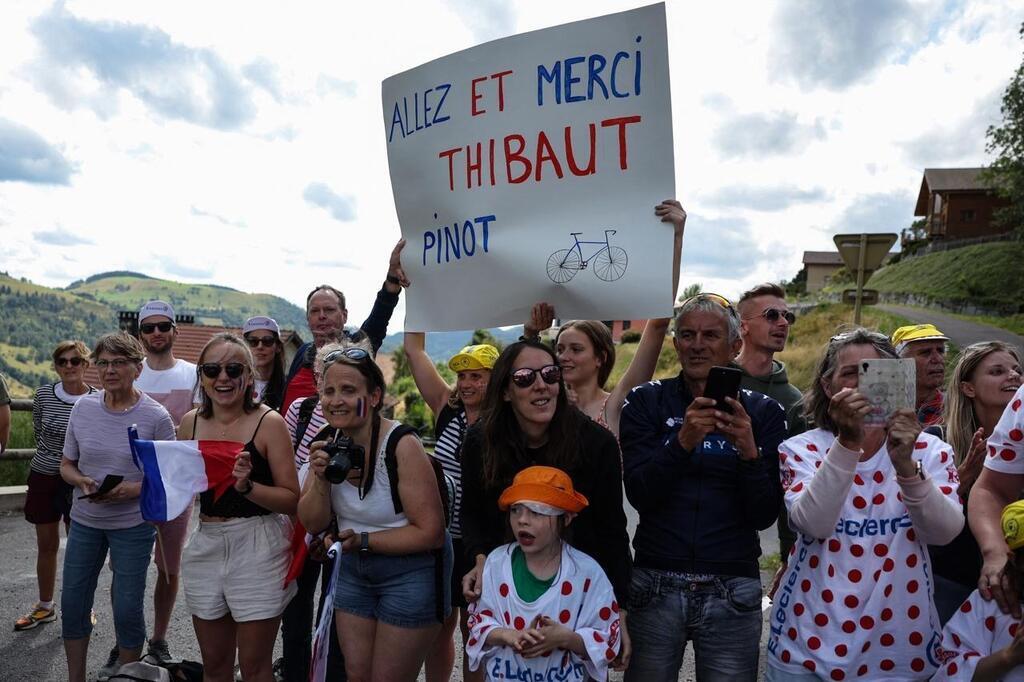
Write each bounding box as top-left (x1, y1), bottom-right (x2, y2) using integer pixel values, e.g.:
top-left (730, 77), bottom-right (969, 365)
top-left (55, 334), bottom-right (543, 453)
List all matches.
top-left (140, 321), bottom-right (174, 334)
top-left (56, 357), bottom-right (84, 367)
top-left (510, 364), bottom-right (562, 388)
top-left (245, 335), bottom-right (277, 348)
top-left (323, 347), bottom-right (371, 364)
top-left (758, 308), bottom-right (796, 325)
top-left (199, 362), bottom-right (246, 379)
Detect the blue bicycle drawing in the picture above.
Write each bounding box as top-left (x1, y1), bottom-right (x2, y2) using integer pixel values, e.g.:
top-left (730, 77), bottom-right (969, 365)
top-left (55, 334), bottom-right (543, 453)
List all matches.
top-left (546, 230), bottom-right (628, 284)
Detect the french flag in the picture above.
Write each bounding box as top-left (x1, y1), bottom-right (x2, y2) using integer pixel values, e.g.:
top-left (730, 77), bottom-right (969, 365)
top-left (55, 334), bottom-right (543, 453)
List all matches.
top-left (128, 426), bottom-right (241, 523)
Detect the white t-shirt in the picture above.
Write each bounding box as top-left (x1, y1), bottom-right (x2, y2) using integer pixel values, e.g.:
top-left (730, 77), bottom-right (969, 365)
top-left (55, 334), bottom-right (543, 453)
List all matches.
top-left (136, 358), bottom-right (198, 427)
top-left (982, 384), bottom-right (1024, 474)
top-left (466, 543), bottom-right (620, 682)
top-left (330, 421), bottom-right (407, 534)
top-left (933, 589), bottom-right (1024, 680)
top-left (768, 428), bottom-right (962, 680)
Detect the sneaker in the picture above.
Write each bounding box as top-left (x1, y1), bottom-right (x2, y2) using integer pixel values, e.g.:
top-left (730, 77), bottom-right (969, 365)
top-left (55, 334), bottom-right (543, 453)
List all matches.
top-left (13, 603), bottom-right (56, 631)
top-left (97, 646), bottom-right (120, 681)
top-left (144, 639), bottom-right (172, 666)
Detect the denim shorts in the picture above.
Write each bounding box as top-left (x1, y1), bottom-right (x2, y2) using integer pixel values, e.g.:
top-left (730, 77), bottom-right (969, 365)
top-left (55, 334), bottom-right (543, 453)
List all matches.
top-left (334, 532), bottom-right (452, 628)
top-left (61, 521), bottom-right (155, 648)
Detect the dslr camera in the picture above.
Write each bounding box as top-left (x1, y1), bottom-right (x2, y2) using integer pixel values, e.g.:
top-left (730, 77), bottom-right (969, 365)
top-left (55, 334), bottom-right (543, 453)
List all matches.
top-left (323, 434), bottom-right (365, 484)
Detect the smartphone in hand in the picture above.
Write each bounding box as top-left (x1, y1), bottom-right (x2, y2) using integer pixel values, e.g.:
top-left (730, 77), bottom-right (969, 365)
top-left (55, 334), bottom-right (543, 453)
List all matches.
top-left (704, 366), bottom-right (743, 415)
top-left (78, 474), bottom-right (124, 500)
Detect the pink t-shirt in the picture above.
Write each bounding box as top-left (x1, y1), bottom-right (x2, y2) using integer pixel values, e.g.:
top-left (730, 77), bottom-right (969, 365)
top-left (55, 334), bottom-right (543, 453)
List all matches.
top-left (136, 358), bottom-right (198, 426)
top-left (768, 428), bottom-right (962, 680)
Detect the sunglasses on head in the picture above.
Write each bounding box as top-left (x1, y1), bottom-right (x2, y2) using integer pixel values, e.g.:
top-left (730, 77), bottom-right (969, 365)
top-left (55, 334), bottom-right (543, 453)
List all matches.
top-left (140, 321), bottom-right (174, 334)
top-left (199, 362), bottom-right (246, 379)
top-left (323, 347), bottom-right (371, 364)
top-left (755, 308), bottom-right (795, 325)
top-left (683, 292), bottom-right (735, 312)
top-left (510, 364), bottom-right (562, 388)
top-left (245, 335), bottom-right (277, 348)
top-left (56, 357), bottom-right (84, 367)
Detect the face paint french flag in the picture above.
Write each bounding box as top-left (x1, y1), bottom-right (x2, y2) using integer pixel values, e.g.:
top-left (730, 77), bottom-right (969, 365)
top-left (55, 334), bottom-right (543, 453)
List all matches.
top-left (128, 426), bottom-right (242, 523)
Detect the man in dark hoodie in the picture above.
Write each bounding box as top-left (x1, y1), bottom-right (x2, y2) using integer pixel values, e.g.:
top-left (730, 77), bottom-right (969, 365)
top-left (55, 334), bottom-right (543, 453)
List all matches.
top-left (620, 293), bottom-right (787, 681)
top-left (735, 282), bottom-right (806, 563)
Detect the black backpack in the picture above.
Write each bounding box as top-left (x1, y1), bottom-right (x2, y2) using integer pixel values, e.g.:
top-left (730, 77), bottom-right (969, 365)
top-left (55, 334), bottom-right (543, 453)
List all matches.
top-left (384, 424), bottom-right (455, 530)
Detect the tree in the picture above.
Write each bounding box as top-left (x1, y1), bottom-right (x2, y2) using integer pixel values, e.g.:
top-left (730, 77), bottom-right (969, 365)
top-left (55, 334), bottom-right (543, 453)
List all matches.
top-left (983, 22), bottom-right (1024, 240)
top-left (471, 328), bottom-right (504, 351)
top-left (678, 283), bottom-right (703, 303)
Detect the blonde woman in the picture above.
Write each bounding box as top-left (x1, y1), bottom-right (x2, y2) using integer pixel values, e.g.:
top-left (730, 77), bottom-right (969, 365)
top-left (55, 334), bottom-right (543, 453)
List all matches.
top-left (930, 341), bottom-right (1022, 623)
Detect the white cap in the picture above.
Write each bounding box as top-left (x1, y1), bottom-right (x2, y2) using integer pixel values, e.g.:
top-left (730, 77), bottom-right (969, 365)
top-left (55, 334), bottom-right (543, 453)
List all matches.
top-left (242, 316), bottom-right (280, 336)
top-left (138, 300), bottom-right (175, 323)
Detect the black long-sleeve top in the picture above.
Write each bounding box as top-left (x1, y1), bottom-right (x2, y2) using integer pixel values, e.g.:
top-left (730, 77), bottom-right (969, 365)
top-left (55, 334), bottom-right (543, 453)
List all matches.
top-left (459, 417), bottom-right (633, 604)
top-left (619, 373), bottom-right (787, 579)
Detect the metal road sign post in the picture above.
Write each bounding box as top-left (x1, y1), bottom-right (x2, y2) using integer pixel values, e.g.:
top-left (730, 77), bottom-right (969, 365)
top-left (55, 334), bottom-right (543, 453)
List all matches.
top-left (833, 233), bottom-right (897, 325)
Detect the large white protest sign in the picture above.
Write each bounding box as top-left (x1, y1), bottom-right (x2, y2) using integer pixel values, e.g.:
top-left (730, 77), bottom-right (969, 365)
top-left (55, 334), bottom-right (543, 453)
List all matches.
top-left (383, 3), bottom-right (674, 332)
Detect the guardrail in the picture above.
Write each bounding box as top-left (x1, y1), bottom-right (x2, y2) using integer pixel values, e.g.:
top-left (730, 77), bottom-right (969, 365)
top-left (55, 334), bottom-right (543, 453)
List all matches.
top-left (5, 399), bottom-right (34, 461)
top-left (4, 397), bottom-right (437, 460)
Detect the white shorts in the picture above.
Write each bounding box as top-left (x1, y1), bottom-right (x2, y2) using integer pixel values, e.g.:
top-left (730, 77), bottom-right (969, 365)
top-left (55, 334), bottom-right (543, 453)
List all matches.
top-left (181, 514), bottom-right (297, 622)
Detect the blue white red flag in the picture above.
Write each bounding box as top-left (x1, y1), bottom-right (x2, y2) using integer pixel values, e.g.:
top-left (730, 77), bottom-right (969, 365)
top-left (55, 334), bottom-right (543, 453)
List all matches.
top-left (128, 426), bottom-right (241, 523)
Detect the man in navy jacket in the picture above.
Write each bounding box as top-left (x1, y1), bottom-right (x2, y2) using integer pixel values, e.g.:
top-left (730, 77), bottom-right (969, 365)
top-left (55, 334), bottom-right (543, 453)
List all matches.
top-left (620, 293), bottom-right (787, 682)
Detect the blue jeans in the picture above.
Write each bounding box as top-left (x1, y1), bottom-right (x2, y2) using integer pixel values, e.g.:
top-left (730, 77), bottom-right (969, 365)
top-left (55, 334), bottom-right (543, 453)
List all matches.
top-left (624, 568), bottom-right (762, 682)
top-left (61, 521), bottom-right (155, 648)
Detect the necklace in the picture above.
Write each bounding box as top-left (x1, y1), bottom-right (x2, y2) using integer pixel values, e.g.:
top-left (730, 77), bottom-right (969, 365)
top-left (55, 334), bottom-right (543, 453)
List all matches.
top-left (212, 413), bottom-right (244, 438)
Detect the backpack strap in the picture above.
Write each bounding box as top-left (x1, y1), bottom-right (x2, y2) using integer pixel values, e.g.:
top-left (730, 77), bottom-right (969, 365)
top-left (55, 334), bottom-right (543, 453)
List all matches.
top-left (293, 396), bottom-right (320, 451)
top-left (384, 424), bottom-right (420, 515)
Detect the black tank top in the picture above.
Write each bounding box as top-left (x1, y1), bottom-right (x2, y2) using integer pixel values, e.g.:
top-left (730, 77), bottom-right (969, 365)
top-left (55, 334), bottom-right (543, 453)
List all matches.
top-left (195, 409), bottom-right (276, 518)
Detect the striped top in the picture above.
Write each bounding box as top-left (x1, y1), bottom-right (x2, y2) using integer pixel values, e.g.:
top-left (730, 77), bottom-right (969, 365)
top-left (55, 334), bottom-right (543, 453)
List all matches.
top-left (432, 404), bottom-right (467, 538)
top-left (32, 382), bottom-right (97, 475)
top-left (284, 396), bottom-right (328, 473)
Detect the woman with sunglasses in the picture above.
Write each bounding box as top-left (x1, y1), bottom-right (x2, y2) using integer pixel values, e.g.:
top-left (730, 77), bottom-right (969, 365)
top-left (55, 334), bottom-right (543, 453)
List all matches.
top-left (521, 199), bottom-right (686, 437)
top-left (765, 328), bottom-right (964, 680)
top-left (178, 333), bottom-right (299, 682)
top-left (59, 333), bottom-right (175, 682)
top-left (403, 333), bottom-right (498, 682)
top-left (459, 340), bottom-right (633, 669)
top-left (242, 316), bottom-right (286, 410)
top-left (15, 341), bottom-right (97, 633)
top-left (928, 342), bottom-right (1022, 624)
top-left (298, 342), bottom-right (451, 682)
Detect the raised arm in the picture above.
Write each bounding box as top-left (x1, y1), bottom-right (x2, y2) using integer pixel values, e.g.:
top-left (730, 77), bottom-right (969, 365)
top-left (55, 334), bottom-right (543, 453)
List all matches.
top-left (359, 239), bottom-right (408, 353)
top-left (403, 332), bottom-right (452, 417)
top-left (606, 318), bottom-right (668, 436)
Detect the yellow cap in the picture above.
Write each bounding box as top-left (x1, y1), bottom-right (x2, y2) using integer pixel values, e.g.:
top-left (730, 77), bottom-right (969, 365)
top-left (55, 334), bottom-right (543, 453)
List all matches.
top-left (1004, 501), bottom-right (1024, 551)
top-left (448, 344), bottom-right (499, 372)
top-left (891, 324), bottom-right (949, 353)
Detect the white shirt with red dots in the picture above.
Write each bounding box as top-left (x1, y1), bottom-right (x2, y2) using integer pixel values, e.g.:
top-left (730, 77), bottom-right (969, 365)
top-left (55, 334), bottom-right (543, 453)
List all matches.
top-left (982, 384), bottom-right (1024, 474)
top-left (933, 589), bottom-right (1024, 680)
top-left (768, 428), bottom-right (962, 680)
top-left (466, 542), bottom-right (620, 681)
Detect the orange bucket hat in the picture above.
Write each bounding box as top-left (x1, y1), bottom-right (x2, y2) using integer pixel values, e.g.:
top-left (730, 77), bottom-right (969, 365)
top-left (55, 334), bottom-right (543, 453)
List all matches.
top-left (498, 466), bottom-right (589, 514)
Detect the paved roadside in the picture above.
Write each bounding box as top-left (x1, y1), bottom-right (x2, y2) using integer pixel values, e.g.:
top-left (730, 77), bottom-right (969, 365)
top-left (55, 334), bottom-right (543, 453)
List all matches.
top-left (878, 304), bottom-right (1024, 349)
top-left (0, 498), bottom-right (778, 681)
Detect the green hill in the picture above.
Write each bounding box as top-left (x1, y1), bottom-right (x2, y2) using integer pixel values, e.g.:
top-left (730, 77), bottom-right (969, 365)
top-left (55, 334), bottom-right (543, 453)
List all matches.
top-left (68, 272), bottom-right (308, 331)
top-left (867, 241), bottom-right (1024, 312)
top-left (0, 271), bottom-right (307, 396)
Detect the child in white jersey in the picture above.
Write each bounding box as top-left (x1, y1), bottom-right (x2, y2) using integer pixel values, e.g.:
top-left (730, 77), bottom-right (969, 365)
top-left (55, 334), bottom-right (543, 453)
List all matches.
top-left (466, 466), bottom-right (620, 681)
top-left (935, 499), bottom-right (1024, 680)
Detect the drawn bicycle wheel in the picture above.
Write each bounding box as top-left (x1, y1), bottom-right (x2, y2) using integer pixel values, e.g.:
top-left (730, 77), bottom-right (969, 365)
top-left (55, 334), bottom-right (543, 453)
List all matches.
top-left (546, 249), bottom-right (580, 283)
top-left (594, 246), bottom-right (628, 281)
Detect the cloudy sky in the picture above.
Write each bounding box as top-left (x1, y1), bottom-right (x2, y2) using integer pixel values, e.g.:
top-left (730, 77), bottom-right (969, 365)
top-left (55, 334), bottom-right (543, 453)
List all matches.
top-left (1, 0), bottom-right (1021, 324)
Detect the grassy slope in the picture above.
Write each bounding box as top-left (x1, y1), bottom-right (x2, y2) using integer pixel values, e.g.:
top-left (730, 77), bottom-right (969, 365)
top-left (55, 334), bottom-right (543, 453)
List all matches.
top-left (68, 274), bottom-right (308, 331)
top-left (867, 242), bottom-right (1024, 310)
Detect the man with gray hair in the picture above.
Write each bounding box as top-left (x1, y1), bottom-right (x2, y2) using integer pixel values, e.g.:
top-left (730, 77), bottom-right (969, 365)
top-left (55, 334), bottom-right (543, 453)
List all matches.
top-left (620, 293), bottom-right (788, 681)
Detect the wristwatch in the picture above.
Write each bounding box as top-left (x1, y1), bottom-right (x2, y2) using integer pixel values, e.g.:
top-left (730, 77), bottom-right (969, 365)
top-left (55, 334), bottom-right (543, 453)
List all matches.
top-left (914, 460), bottom-right (925, 480)
top-left (360, 531), bottom-right (371, 553)
top-left (238, 479), bottom-right (254, 496)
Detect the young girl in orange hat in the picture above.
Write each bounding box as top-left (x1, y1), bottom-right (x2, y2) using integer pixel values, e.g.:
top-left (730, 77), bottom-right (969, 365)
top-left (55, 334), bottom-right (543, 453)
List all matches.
top-left (465, 466), bottom-right (620, 681)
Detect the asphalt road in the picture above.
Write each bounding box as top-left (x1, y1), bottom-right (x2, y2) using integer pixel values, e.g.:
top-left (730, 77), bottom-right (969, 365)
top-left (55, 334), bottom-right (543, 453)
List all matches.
top-left (878, 303), bottom-right (1024, 349)
top-left (0, 496), bottom-right (778, 681)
